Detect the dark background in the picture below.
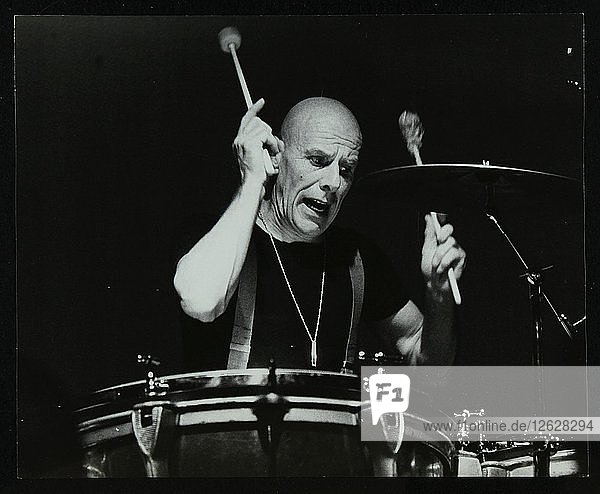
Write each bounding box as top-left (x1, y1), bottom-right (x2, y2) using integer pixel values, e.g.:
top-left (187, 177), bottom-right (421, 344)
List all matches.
top-left (15, 15), bottom-right (586, 467)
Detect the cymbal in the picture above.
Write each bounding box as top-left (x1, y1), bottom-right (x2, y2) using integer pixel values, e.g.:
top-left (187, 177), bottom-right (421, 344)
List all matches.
top-left (353, 164), bottom-right (582, 212)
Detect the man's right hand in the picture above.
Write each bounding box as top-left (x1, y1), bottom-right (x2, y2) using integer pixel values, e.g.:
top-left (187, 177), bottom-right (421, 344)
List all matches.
top-left (232, 98), bottom-right (284, 188)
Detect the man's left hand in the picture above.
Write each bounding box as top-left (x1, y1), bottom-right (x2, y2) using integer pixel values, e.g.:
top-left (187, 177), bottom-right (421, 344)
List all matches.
top-left (421, 213), bottom-right (466, 302)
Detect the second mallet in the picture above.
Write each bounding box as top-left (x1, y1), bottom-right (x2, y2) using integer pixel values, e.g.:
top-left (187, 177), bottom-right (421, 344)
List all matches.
top-left (218, 26), bottom-right (275, 175)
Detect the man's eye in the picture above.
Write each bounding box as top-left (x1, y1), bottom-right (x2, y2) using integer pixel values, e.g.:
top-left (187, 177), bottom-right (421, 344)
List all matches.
top-left (309, 156), bottom-right (325, 166)
top-left (340, 166), bottom-right (354, 178)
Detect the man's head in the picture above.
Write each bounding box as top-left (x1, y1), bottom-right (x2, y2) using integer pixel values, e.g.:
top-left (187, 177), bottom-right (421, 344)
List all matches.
top-left (269, 97), bottom-right (362, 241)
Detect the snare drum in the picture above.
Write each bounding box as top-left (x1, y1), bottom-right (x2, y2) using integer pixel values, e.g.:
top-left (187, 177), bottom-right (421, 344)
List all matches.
top-left (76, 369), bottom-right (455, 477)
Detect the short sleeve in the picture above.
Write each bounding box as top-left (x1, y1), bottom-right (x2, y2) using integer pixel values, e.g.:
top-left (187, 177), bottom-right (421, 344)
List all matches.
top-left (173, 211), bottom-right (236, 372)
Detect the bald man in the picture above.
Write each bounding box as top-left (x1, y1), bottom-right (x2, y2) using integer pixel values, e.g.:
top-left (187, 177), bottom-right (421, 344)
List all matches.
top-left (174, 97), bottom-right (466, 371)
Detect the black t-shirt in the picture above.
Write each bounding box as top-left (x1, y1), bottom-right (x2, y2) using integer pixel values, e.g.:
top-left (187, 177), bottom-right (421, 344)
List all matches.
top-left (179, 225), bottom-right (409, 372)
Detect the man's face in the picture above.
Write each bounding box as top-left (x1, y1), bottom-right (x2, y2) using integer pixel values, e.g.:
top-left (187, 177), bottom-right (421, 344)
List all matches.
top-left (274, 113), bottom-right (361, 239)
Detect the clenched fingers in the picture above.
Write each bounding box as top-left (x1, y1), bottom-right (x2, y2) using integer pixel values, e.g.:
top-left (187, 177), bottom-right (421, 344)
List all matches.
top-left (431, 236), bottom-right (457, 271)
top-left (435, 245), bottom-right (466, 278)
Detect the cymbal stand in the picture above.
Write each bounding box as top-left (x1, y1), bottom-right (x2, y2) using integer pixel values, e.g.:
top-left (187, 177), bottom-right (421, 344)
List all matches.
top-left (483, 197), bottom-right (582, 477)
top-left (484, 213), bottom-right (581, 341)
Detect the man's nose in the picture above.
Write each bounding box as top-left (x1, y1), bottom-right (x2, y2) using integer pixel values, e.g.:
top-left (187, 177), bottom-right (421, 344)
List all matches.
top-left (319, 162), bottom-right (341, 193)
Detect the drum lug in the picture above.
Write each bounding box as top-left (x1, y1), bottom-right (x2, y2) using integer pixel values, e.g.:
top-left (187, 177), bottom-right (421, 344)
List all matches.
top-left (252, 391), bottom-right (290, 475)
top-left (251, 360), bottom-right (290, 474)
top-left (131, 403), bottom-right (176, 477)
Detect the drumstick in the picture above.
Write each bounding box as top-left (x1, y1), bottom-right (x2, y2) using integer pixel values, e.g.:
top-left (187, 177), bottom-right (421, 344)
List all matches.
top-left (218, 26), bottom-right (275, 175)
top-left (399, 111), bottom-right (462, 305)
top-left (429, 211), bottom-right (462, 305)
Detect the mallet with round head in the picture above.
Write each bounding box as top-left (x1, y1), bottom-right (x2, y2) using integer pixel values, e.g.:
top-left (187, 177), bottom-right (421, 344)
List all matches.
top-left (399, 110), bottom-right (461, 305)
top-left (218, 26), bottom-right (275, 175)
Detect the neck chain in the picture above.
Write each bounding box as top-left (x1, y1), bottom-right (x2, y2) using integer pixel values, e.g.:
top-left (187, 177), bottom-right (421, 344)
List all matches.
top-left (258, 212), bottom-right (326, 367)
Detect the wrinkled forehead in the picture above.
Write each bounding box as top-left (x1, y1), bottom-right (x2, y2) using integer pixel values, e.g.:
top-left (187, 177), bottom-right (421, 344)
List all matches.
top-left (288, 111), bottom-right (362, 155)
top-left (303, 116), bottom-right (360, 148)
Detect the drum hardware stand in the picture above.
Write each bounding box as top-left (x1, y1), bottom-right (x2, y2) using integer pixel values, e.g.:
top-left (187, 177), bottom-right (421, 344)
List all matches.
top-left (454, 408), bottom-right (486, 477)
top-left (132, 355), bottom-right (174, 477)
top-left (252, 359), bottom-right (290, 477)
top-left (454, 408), bottom-right (486, 451)
top-left (484, 209), bottom-right (582, 477)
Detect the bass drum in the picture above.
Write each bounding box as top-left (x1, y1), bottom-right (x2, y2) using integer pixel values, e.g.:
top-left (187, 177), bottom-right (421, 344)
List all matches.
top-left (76, 369), bottom-right (455, 477)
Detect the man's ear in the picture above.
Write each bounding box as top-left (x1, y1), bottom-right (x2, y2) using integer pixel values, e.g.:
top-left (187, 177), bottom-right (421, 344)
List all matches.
top-left (264, 175), bottom-right (276, 201)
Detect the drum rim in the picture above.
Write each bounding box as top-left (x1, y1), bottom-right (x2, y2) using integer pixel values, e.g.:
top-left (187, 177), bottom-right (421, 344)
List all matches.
top-left (75, 368), bottom-right (362, 418)
top-left (479, 447), bottom-right (581, 472)
top-left (88, 368), bottom-right (360, 395)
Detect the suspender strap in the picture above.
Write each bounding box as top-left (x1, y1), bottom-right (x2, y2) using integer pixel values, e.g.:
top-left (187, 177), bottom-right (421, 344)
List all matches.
top-left (227, 241), bottom-right (257, 369)
top-left (228, 240), bottom-right (364, 372)
top-left (342, 248), bottom-right (364, 373)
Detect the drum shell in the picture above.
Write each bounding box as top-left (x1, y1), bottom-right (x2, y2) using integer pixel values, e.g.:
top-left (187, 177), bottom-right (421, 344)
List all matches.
top-left (80, 409), bottom-right (367, 477)
top-left (479, 446), bottom-right (587, 477)
top-left (77, 369), bottom-right (456, 477)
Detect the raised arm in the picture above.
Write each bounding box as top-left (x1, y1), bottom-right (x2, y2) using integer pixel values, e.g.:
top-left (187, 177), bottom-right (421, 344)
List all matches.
top-left (374, 214), bottom-right (466, 365)
top-left (173, 99), bottom-right (284, 322)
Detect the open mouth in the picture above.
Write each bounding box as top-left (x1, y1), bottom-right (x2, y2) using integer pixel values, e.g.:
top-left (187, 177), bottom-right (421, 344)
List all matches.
top-left (302, 197), bottom-right (331, 216)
